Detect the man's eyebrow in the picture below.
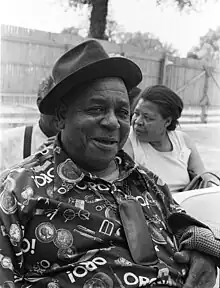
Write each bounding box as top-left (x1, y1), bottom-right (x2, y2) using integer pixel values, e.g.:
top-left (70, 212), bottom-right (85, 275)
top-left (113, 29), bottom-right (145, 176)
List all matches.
top-left (117, 99), bottom-right (130, 107)
top-left (88, 97), bottom-right (129, 107)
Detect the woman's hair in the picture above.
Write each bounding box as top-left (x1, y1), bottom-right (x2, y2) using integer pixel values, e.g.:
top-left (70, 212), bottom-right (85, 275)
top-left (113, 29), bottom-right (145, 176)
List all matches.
top-left (132, 85), bottom-right (184, 131)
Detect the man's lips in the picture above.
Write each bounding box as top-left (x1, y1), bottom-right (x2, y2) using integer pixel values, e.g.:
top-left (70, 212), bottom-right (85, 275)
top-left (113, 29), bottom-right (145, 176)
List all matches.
top-left (93, 138), bottom-right (118, 145)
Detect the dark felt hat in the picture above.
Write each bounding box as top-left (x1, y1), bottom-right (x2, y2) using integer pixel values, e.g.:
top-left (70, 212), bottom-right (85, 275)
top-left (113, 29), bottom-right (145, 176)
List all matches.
top-left (39, 39), bottom-right (142, 115)
top-left (36, 75), bottom-right (54, 109)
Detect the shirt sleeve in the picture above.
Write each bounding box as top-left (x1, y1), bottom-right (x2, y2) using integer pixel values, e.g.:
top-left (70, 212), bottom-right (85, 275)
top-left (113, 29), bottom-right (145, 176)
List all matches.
top-left (148, 171), bottom-right (220, 265)
top-left (0, 171), bottom-right (25, 285)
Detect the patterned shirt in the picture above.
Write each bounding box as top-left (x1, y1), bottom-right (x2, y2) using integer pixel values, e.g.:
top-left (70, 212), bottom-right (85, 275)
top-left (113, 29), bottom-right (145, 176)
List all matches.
top-left (0, 135), bottom-right (219, 288)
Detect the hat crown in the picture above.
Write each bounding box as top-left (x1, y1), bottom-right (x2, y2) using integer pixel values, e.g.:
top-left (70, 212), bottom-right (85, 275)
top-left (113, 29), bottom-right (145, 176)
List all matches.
top-left (53, 40), bottom-right (109, 84)
top-left (39, 39), bottom-right (142, 115)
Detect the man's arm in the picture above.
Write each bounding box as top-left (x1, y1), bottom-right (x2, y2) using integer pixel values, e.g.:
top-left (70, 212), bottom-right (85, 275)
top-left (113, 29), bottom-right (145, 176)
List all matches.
top-left (154, 173), bottom-right (219, 287)
top-left (0, 175), bottom-right (24, 285)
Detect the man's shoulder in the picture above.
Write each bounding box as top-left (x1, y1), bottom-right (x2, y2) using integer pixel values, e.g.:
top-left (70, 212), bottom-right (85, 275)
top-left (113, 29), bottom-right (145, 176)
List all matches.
top-left (0, 147), bottom-right (54, 189)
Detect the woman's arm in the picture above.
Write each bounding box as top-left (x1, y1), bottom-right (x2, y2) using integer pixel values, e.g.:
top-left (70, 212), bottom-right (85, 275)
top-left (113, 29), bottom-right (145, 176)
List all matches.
top-left (182, 131), bottom-right (206, 175)
top-left (182, 131), bottom-right (217, 183)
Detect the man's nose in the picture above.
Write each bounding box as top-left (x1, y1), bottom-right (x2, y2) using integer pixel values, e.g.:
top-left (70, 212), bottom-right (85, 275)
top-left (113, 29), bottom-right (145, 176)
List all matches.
top-left (100, 111), bottom-right (120, 130)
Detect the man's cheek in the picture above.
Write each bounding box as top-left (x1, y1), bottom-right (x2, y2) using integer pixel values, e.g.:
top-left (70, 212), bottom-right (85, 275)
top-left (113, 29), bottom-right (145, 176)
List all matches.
top-left (119, 128), bottom-right (130, 148)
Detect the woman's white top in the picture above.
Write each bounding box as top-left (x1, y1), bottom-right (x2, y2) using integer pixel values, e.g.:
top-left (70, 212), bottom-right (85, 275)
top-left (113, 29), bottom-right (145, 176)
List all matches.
top-left (126, 128), bottom-right (191, 192)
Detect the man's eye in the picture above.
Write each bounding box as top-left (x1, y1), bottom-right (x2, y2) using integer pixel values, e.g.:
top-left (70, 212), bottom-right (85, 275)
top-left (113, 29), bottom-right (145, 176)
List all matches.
top-left (118, 109), bottom-right (129, 117)
top-left (89, 107), bottom-right (104, 113)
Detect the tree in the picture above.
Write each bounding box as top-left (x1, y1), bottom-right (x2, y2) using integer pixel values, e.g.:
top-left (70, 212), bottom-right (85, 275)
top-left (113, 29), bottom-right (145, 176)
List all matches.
top-left (64, 0), bottom-right (207, 40)
top-left (156, 0), bottom-right (207, 10)
top-left (61, 26), bottom-right (81, 36)
top-left (187, 26), bottom-right (220, 61)
top-left (105, 19), bottom-right (121, 42)
top-left (67, 0), bottom-right (109, 39)
top-left (115, 31), bottom-right (179, 56)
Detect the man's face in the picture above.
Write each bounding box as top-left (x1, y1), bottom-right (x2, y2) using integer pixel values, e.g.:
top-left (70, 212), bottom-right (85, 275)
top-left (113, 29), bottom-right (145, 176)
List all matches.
top-left (61, 77), bottom-right (130, 171)
top-left (132, 99), bottom-right (168, 142)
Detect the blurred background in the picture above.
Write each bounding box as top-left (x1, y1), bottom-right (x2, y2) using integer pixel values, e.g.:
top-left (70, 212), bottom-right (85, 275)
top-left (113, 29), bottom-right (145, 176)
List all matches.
top-left (0, 0), bottom-right (220, 173)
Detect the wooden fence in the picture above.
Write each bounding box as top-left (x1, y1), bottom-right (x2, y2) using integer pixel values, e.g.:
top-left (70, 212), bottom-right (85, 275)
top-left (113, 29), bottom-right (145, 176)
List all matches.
top-left (1, 24), bottom-right (220, 127)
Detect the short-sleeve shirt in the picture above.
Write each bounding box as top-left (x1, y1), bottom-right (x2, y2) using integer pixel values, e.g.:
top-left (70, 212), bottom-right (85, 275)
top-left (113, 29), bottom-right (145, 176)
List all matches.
top-left (126, 129), bottom-right (191, 192)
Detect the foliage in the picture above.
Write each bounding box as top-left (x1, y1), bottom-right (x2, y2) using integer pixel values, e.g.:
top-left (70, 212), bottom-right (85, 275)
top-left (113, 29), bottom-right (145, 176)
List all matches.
top-left (114, 31), bottom-right (178, 56)
top-left (61, 22), bottom-right (178, 56)
top-left (68, 0), bottom-right (91, 6)
top-left (156, 0), bottom-right (207, 10)
top-left (61, 26), bottom-right (81, 35)
top-left (187, 26), bottom-right (220, 61)
top-left (64, 0), bottom-right (208, 39)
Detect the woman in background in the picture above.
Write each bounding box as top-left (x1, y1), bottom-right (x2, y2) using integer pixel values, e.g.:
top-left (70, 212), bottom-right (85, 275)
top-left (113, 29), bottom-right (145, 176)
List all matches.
top-left (124, 84), bottom-right (211, 192)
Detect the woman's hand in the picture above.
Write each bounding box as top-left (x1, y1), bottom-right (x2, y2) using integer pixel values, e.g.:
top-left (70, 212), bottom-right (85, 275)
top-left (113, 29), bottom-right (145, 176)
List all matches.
top-left (174, 250), bottom-right (217, 288)
top-left (201, 173), bottom-right (220, 187)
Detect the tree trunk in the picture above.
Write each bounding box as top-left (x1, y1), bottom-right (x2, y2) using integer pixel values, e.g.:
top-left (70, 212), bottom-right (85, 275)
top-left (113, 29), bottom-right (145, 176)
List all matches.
top-left (89, 0), bottom-right (109, 39)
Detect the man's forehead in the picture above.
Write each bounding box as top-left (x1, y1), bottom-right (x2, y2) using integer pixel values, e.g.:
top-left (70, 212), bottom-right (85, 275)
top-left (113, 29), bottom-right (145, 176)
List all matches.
top-left (90, 77), bottom-right (127, 93)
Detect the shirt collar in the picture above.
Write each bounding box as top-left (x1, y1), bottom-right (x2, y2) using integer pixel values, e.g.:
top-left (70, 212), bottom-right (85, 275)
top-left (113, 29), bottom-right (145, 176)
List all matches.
top-left (52, 133), bottom-right (137, 185)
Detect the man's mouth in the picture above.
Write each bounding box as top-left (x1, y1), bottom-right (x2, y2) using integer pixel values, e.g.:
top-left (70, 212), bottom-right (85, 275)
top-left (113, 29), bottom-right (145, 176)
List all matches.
top-left (93, 138), bottom-right (118, 145)
top-left (92, 138), bottom-right (118, 150)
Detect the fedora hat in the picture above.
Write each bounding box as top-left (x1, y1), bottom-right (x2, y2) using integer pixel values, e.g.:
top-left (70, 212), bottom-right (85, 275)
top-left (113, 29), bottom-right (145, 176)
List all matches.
top-left (39, 39), bottom-right (142, 115)
top-left (36, 75), bottom-right (54, 109)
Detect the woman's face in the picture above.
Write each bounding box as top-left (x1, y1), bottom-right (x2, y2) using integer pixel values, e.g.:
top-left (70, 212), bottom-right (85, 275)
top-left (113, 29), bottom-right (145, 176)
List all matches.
top-left (132, 99), bottom-right (170, 142)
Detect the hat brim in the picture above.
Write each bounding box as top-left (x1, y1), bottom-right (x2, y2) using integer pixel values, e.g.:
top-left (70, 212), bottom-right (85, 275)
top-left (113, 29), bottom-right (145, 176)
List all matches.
top-left (39, 57), bottom-right (142, 115)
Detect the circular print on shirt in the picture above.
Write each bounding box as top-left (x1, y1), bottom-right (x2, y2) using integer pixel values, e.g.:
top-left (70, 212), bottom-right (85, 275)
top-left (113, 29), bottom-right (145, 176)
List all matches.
top-left (57, 159), bottom-right (84, 183)
top-left (21, 186), bottom-right (34, 202)
top-left (0, 179), bottom-right (17, 214)
top-left (2, 281), bottom-right (15, 288)
top-left (57, 246), bottom-right (77, 261)
top-left (83, 272), bottom-right (114, 288)
top-left (35, 222), bottom-right (57, 243)
top-left (9, 223), bottom-right (22, 244)
top-left (53, 229), bottom-right (73, 249)
top-left (47, 282), bottom-right (60, 288)
top-left (1, 256), bottom-right (13, 270)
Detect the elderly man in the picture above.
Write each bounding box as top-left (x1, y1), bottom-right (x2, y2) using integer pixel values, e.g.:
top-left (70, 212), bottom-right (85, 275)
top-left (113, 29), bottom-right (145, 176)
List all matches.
top-left (0, 40), bottom-right (219, 288)
top-left (0, 75), bottom-right (59, 173)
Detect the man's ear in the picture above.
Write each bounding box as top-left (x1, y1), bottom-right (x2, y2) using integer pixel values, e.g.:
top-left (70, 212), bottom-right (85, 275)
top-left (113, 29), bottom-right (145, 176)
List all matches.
top-left (55, 102), bottom-right (68, 130)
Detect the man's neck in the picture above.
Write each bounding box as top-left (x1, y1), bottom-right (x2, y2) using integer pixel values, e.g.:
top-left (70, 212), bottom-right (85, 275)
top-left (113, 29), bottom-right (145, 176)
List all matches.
top-left (93, 160), bottom-right (119, 179)
top-left (80, 159), bottom-right (118, 179)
